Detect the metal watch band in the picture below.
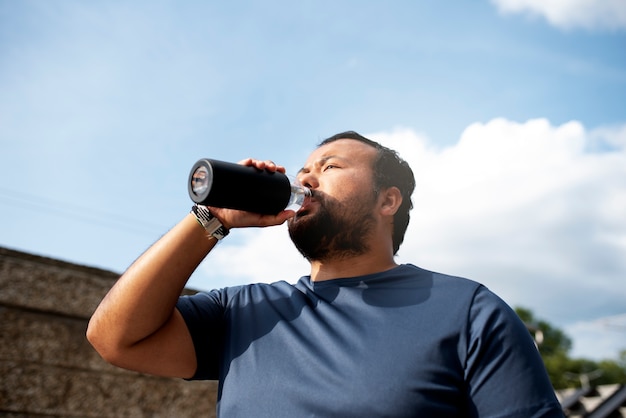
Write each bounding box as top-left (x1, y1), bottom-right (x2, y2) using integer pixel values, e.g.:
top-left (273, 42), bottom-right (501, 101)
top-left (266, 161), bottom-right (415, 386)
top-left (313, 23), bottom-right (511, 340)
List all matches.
top-left (191, 204), bottom-right (229, 240)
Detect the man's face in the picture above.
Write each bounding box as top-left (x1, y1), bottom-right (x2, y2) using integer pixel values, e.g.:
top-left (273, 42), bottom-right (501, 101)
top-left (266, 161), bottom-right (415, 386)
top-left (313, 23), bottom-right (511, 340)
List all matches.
top-left (288, 139), bottom-right (379, 261)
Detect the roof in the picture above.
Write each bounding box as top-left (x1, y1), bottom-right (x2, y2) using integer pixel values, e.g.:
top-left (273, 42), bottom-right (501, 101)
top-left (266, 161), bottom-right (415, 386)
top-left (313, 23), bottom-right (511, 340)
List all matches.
top-left (557, 384), bottom-right (626, 417)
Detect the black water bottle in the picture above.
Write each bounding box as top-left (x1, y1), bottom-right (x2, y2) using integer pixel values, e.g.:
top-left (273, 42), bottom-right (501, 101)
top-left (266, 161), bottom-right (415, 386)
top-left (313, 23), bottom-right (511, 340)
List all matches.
top-left (188, 158), bottom-right (310, 215)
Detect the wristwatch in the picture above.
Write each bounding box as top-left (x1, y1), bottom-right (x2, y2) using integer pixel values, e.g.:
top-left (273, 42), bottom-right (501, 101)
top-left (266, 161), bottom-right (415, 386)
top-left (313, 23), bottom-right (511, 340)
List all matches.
top-left (191, 204), bottom-right (229, 240)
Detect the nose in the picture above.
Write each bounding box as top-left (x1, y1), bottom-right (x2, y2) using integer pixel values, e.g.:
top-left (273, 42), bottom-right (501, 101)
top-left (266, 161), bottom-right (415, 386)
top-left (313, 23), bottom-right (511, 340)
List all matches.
top-left (298, 170), bottom-right (318, 189)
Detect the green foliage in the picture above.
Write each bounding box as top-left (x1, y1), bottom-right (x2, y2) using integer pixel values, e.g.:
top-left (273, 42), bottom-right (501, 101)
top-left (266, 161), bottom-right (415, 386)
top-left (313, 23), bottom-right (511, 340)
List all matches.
top-left (514, 307), bottom-right (626, 389)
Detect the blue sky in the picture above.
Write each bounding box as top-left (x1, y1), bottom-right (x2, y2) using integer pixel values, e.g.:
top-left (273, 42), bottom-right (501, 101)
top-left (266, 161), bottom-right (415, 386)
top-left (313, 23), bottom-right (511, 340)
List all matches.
top-left (1, 0), bottom-right (625, 365)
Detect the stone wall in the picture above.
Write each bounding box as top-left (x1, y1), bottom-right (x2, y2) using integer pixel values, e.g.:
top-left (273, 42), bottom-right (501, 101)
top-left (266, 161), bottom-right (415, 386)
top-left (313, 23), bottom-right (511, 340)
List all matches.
top-left (0, 247), bottom-right (218, 417)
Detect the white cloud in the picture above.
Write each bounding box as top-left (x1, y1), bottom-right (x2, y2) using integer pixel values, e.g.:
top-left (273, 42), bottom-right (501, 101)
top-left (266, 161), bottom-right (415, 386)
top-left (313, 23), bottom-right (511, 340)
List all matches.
top-left (590, 124), bottom-right (626, 149)
top-left (391, 122), bottom-right (623, 279)
top-left (191, 118), bottom-right (626, 360)
top-left (491, 0), bottom-right (626, 30)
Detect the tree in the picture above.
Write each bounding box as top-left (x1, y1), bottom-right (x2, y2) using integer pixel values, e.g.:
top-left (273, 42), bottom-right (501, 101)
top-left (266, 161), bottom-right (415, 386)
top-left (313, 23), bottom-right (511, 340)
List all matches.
top-left (514, 307), bottom-right (626, 389)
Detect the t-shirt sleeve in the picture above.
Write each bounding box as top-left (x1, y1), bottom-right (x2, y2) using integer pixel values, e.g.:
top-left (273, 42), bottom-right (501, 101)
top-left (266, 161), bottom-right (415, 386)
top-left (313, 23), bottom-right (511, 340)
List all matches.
top-left (176, 290), bottom-right (227, 380)
top-left (464, 286), bottom-right (564, 417)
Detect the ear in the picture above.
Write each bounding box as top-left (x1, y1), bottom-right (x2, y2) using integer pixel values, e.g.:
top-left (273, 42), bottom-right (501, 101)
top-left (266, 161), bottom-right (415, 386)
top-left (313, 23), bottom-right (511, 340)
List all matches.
top-left (378, 186), bottom-right (403, 217)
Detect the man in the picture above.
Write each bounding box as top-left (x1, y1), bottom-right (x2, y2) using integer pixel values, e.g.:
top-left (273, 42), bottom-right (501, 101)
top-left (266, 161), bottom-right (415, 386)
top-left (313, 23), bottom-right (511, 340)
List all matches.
top-left (87, 132), bottom-right (563, 417)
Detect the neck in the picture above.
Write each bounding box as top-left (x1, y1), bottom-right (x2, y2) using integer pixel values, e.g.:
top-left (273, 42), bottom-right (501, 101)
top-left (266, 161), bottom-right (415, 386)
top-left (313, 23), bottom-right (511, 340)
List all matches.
top-left (308, 252), bottom-right (398, 282)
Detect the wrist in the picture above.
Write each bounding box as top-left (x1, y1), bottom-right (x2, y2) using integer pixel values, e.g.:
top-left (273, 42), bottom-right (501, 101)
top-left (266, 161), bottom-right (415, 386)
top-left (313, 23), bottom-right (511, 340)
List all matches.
top-left (206, 207), bottom-right (232, 231)
top-left (191, 204), bottom-right (229, 241)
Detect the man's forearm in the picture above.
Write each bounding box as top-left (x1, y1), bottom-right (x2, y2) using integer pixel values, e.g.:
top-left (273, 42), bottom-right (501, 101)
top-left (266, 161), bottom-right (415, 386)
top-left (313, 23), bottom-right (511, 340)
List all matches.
top-left (86, 214), bottom-right (214, 365)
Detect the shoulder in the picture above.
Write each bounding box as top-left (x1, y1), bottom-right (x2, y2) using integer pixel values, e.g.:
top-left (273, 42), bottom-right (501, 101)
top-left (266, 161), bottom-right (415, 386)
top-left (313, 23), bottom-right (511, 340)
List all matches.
top-left (398, 263), bottom-right (481, 285)
top-left (395, 263), bottom-right (486, 299)
top-left (395, 265), bottom-right (523, 333)
top-left (411, 265), bottom-right (522, 334)
top-left (178, 280), bottom-right (300, 311)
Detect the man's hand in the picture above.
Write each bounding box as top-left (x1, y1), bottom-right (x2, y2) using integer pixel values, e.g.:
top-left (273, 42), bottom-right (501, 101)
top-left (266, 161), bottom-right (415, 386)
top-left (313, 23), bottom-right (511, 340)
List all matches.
top-left (208, 158), bottom-right (296, 230)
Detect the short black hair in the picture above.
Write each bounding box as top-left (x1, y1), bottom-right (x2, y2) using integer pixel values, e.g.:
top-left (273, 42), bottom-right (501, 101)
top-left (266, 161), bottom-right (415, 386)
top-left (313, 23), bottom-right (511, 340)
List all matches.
top-left (319, 131), bottom-right (415, 255)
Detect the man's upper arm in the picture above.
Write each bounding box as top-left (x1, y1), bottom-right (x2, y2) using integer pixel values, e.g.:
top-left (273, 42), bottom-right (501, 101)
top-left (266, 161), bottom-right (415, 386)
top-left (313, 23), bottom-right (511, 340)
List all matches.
top-left (464, 287), bottom-right (563, 417)
top-left (176, 291), bottom-right (228, 380)
top-left (97, 308), bottom-right (198, 379)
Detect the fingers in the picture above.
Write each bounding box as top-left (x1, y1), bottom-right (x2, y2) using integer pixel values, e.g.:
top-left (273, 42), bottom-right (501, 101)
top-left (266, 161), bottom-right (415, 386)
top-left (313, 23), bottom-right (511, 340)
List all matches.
top-left (257, 210), bottom-right (296, 227)
top-left (238, 158), bottom-right (286, 174)
top-left (208, 206), bottom-right (295, 231)
top-left (249, 209), bottom-right (297, 228)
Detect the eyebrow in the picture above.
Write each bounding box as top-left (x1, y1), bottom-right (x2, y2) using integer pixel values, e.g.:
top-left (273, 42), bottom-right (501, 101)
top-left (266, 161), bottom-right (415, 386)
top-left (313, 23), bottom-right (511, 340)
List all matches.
top-left (297, 155), bottom-right (345, 175)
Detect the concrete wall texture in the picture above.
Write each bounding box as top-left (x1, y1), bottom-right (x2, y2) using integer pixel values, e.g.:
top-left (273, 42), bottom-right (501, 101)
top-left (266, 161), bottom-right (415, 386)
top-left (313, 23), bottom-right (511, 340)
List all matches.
top-left (0, 247), bottom-right (218, 417)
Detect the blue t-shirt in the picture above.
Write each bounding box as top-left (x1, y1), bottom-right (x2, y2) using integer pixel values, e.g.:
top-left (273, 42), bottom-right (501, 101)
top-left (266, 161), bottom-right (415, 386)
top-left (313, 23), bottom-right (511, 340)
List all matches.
top-left (176, 264), bottom-right (563, 417)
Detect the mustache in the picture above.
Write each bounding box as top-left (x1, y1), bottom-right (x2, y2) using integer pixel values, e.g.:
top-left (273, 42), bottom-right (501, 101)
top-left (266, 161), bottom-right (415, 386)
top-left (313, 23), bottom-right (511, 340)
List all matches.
top-left (306, 189), bottom-right (333, 210)
top-left (308, 189), bottom-right (331, 204)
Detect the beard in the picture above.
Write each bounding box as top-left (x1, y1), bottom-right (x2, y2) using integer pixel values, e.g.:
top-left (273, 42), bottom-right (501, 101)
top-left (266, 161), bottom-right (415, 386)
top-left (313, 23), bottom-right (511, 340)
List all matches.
top-left (287, 191), bottom-right (377, 262)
